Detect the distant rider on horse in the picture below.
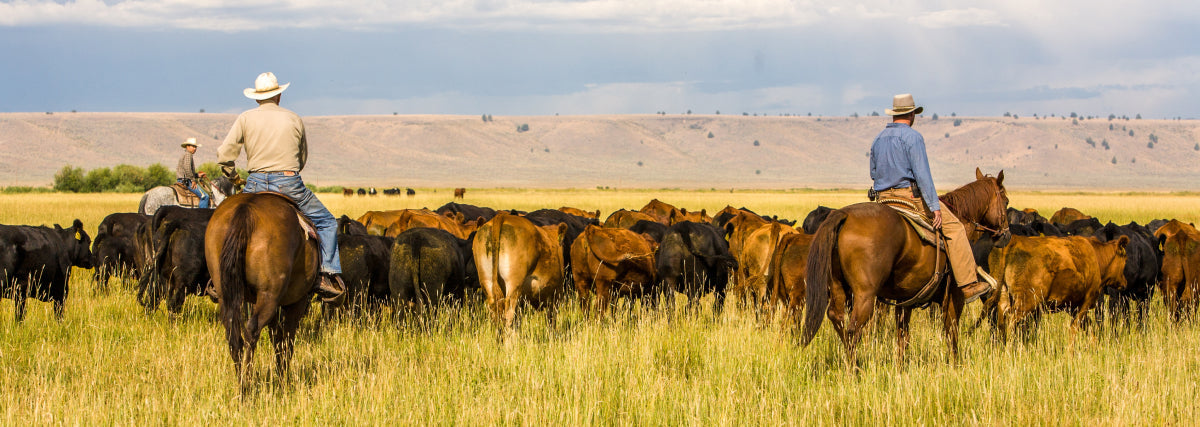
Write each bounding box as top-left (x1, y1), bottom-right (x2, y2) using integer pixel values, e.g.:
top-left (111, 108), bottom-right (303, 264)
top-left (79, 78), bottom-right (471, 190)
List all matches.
top-left (216, 72), bottom-right (345, 303)
top-left (869, 94), bottom-right (994, 302)
top-left (176, 137), bottom-right (210, 208)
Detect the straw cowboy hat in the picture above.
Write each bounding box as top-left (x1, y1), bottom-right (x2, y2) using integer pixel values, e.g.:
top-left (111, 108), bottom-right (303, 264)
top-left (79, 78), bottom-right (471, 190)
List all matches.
top-left (885, 93), bottom-right (924, 116)
top-left (243, 72), bottom-right (290, 100)
top-left (180, 137), bottom-right (201, 148)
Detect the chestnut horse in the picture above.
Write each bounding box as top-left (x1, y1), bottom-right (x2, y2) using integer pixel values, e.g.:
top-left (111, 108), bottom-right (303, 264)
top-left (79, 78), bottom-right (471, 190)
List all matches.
top-left (800, 169), bottom-right (1010, 367)
top-left (205, 193), bottom-right (320, 387)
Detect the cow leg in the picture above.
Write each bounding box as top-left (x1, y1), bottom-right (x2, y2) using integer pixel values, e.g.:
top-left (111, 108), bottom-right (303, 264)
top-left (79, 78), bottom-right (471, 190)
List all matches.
top-left (168, 273), bottom-right (187, 316)
top-left (895, 307), bottom-right (913, 365)
top-left (1161, 280), bottom-right (1181, 323)
top-left (13, 291), bottom-right (26, 323)
top-left (270, 301), bottom-right (310, 379)
top-left (1074, 289), bottom-right (1102, 334)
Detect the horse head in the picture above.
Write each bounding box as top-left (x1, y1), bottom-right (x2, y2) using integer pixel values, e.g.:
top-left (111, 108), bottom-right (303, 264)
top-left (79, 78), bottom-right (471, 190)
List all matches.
top-left (942, 168), bottom-right (1010, 247)
top-left (209, 176), bottom-right (239, 207)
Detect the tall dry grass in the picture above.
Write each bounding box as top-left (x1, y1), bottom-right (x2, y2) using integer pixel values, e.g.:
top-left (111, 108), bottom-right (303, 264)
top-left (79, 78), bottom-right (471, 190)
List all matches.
top-left (2, 190), bottom-right (1199, 424)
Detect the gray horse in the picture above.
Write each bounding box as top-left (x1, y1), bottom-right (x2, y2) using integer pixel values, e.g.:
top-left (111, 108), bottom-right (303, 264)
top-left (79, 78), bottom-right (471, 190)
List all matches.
top-left (138, 177), bottom-right (237, 215)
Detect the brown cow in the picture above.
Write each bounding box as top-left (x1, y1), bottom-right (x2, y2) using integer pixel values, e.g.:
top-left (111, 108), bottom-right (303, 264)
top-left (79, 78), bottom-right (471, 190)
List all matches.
top-left (1049, 207), bottom-right (1092, 226)
top-left (342, 188), bottom-right (354, 197)
top-left (1155, 220), bottom-right (1200, 322)
top-left (732, 221), bottom-right (798, 313)
top-left (669, 208), bottom-right (711, 225)
top-left (559, 207), bottom-right (601, 220)
top-left (473, 213), bottom-right (568, 333)
top-left (570, 225), bottom-right (658, 318)
top-left (722, 210), bottom-right (770, 262)
top-left (767, 232), bottom-right (815, 329)
top-left (383, 210), bottom-right (472, 239)
top-left (990, 235), bottom-right (1129, 341)
top-left (639, 199), bottom-right (680, 225)
top-left (453, 188), bottom-right (466, 199)
top-left (603, 209), bottom-right (658, 229)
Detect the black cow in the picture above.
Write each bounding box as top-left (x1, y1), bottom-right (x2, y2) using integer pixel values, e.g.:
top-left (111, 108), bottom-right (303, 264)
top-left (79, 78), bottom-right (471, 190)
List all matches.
top-left (802, 206), bottom-right (835, 234)
top-left (1063, 217), bottom-right (1103, 236)
top-left (369, 187), bottom-right (378, 196)
top-left (388, 228), bottom-right (477, 316)
top-left (1006, 207), bottom-right (1049, 227)
top-left (406, 188), bottom-right (416, 196)
top-left (628, 220), bottom-right (668, 243)
top-left (357, 188), bottom-right (367, 196)
top-left (524, 209), bottom-right (598, 276)
top-left (655, 222), bottom-right (737, 314)
top-left (338, 215), bottom-right (369, 236)
top-left (0, 219), bottom-right (93, 321)
top-left (383, 187), bottom-right (402, 196)
top-left (1146, 219), bottom-right (1170, 234)
top-left (92, 213), bottom-right (150, 288)
top-left (435, 202), bottom-right (498, 223)
top-left (1093, 222), bottom-right (1161, 331)
top-left (138, 206), bottom-right (214, 315)
top-left (327, 230), bottom-right (393, 319)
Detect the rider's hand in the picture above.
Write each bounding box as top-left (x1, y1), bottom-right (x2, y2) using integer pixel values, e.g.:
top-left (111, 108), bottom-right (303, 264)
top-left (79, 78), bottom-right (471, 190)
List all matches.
top-left (197, 171), bottom-right (207, 178)
top-left (932, 210), bottom-right (943, 229)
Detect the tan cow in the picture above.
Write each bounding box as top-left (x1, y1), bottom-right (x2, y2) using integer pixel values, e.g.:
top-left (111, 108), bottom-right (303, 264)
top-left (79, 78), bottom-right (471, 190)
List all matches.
top-left (767, 232), bottom-right (815, 328)
top-left (722, 210), bottom-right (770, 262)
top-left (603, 209), bottom-right (658, 229)
top-left (382, 210), bottom-right (471, 239)
top-left (357, 208), bottom-right (435, 236)
top-left (570, 225), bottom-right (658, 318)
top-left (1155, 220), bottom-right (1200, 322)
top-left (732, 221), bottom-right (798, 312)
top-left (669, 208), bottom-right (711, 225)
top-left (990, 235), bottom-right (1129, 342)
top-left (639, 199), bottom-right (680, 225)
top-left (559, 207), bottom-right (601, 220)
top-left (1049, 207), bottom-right (1092, 226)
top-left (473, 213), bottom-right (568, 332)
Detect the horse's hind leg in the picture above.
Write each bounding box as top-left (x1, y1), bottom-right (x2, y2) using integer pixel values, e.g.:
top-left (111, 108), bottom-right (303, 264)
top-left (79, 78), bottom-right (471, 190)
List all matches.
top-left (242, 298), bottom-right (279, 383)
top-left (843, 292), bottom-right (878, 368)
top-left (895, 307), bottom-right (913, 365)
top-left (270, 301), bottom-right (311, 378)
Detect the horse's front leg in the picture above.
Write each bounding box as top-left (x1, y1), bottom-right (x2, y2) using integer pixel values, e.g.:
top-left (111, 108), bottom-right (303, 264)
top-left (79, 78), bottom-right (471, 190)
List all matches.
top-left (895, 307), bottom-right (913, 365)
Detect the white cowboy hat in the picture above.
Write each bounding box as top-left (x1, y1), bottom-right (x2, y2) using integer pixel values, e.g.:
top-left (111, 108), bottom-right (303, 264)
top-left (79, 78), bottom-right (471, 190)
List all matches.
top-left (885, 93), bottom-right (924, 116)
top-left (181, 137), bottom-right (201, 148)
top-left (243, 72), bottom-right (290, 100)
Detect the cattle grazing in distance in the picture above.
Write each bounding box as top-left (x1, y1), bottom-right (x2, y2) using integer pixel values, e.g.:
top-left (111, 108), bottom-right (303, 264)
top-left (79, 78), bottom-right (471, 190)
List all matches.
top-left (801, 206), bottom-right (834, 234)
top-left (0, 220), bottom-right (93, 321)
top-left (570, 225), bottom-right (658, 318)
top-left (92, 212), bottom-right (151, 288)
top-left (369, 188), bottom-right (378, 196)
top-left (655, 221), bottom-right (737, 314)
top-left (357, 188), bottom-right (366, 196)
top-left (1154, 220), bottom-right (1200, 322)
top-left (382, 187), bottom-right (402, 196)
top-left (406, 188), bottom-right (416, 196)
top-left (1049, 207), bottom-right (1092, 226)
top-left (343, 188), bottom-right (355, 197)
top-left (559, 206), bottom-right (600, 220)
top-left (1092, 222), bottom-right (1161, 331)
top-left (454, 188), bottom-right (466, 199)
top-left (989, 235), bottom-right (1129, 342)
top-left (390, 228), bottom-right (476, 317)
top-left (603, 209), bottom-right (657, 229)
top-left (473, 214), bottom-right (568, 333)
top-left (138, 206), bottom-right (215, 315)
top-left (767, 232), bottom-right (816, 328)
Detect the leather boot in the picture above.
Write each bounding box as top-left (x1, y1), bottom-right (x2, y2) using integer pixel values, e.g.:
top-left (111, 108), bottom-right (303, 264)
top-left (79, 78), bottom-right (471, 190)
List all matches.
top-left (317, 273), bottom-right (346, 305)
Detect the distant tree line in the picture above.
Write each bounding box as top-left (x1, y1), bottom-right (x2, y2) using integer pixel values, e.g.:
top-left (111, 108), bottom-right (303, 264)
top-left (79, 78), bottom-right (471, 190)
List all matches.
top-left (54, 164), bottom-right (174, 193)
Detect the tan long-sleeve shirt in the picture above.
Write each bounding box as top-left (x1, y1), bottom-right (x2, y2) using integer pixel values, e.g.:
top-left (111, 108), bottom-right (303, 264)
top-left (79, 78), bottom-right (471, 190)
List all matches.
top-left (217, 102), bottom-right (308, 174)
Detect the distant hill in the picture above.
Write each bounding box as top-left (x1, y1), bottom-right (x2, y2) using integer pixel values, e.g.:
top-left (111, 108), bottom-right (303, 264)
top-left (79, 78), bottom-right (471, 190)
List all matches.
top-left (1, 112), bottom-right (1197, 190)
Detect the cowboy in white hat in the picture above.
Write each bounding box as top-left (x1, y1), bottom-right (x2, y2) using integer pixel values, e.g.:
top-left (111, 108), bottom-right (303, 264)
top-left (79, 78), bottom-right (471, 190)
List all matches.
top-left (176, 137), bottom-right (210, 208)
top-left (868, 93), bottom-right (993, 303)
top-left (216, 72), bottom-right (345, 302)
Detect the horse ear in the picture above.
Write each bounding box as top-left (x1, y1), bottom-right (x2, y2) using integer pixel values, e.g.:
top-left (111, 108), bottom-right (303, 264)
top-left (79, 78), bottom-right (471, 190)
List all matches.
top-left (996, 170), bottom-right (1005, 185)
top-left (975, 167), bottom-right (984, 180)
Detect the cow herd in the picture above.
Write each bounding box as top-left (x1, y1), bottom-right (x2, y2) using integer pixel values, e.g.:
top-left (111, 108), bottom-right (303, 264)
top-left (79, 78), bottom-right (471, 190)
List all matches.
top-left (3, 197), bottom-right (1200, 349)
top-left (342, 187), bottom-right (419, 197)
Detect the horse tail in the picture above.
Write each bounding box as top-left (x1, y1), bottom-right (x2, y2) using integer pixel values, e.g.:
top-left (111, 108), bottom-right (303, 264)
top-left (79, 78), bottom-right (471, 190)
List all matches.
top-left (801, 209), bottom-right (848, 347)
top-left (219, 203), bottom-right (253, 350)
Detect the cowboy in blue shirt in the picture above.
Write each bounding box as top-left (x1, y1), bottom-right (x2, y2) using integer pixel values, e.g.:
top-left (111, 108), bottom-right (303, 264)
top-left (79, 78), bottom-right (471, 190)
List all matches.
top-left (869, 94), bottom-right (993, 302)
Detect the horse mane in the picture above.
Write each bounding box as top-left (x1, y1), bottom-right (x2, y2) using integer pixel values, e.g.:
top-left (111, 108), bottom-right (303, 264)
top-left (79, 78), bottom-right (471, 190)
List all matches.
top-left (938, 178), bottom-right (998, 222)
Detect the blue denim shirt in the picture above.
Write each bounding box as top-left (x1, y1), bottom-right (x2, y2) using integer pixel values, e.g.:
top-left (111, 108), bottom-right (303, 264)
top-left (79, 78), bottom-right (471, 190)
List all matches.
top-left (869, 123), bottom-right (940, 211)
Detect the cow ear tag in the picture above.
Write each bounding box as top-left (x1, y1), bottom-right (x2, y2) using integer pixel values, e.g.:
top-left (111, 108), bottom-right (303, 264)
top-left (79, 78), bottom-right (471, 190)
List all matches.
top-left (75, 230), bottom-right (82, 240)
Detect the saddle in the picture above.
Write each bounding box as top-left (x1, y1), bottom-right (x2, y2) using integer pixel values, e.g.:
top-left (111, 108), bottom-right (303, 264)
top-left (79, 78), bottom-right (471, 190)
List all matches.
top-left (253, 191), bottom-right (319, 242)
top-left (875, 196), bottom-right (949, 308)
top-left (171, 182), bottom-right (202, 208)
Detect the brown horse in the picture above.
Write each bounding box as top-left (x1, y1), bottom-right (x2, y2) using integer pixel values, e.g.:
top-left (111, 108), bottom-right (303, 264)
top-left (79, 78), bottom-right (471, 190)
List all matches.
top-left (205, 193), bottom-right (320, 387)
top-left (800, 169), bottom-right (1010, 367)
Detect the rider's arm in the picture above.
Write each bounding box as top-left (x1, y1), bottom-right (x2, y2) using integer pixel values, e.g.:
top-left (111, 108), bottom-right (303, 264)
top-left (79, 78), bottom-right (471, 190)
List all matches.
top-left (905, 133), bottom-right (941, 212)
top-left (296, 122), bottom-right (308, 172)
top-left (217, 115), bottom-right (246, 178)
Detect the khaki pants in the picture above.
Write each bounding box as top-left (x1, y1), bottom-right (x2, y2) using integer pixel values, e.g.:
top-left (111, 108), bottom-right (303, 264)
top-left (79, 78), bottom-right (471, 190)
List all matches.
top-left (877, 188), bottom-right (979, 286)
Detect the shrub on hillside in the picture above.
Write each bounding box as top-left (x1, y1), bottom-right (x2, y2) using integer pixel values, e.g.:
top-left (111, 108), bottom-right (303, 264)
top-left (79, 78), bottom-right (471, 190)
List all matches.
top-left (54, 164), bottom-right (174, 193)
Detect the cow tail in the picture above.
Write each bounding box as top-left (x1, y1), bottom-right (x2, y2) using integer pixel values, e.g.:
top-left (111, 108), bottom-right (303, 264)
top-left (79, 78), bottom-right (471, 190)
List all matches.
top-left (139, 219), bottom-right (179, 310)
top-left (220, 203), bottom-right (253, 350)
top-left (767, 234), bottom-right (787, 308)
top-left (801, 209), bottom-right (847, 347)
top-left (489, 215), bottom-right (505, 294)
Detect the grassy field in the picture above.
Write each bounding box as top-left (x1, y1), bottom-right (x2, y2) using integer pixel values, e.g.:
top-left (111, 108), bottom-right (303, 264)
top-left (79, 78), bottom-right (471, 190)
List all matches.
top-left (2, 189), bottom-right (1199, 424)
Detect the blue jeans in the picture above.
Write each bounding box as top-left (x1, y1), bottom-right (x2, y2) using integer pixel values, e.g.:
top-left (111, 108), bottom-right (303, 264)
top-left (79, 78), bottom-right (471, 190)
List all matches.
top-left (243, 172), bottom-right (341, 274)
top-left (178, 179), bottom-right (210, 209)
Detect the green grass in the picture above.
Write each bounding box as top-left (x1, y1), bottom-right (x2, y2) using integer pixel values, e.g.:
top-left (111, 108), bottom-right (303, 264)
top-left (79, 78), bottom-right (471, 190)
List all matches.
top-left (2, 190), bottom-right (1199, 424)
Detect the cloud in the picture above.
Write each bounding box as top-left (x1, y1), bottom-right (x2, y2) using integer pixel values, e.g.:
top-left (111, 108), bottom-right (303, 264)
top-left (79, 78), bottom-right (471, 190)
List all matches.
top-left (909, 8), bottom-right (1006, 29)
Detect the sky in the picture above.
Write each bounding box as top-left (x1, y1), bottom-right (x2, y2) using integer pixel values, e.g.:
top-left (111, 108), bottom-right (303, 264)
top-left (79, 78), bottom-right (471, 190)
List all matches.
top-left (1, 0), bottom-right (1197, 118)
